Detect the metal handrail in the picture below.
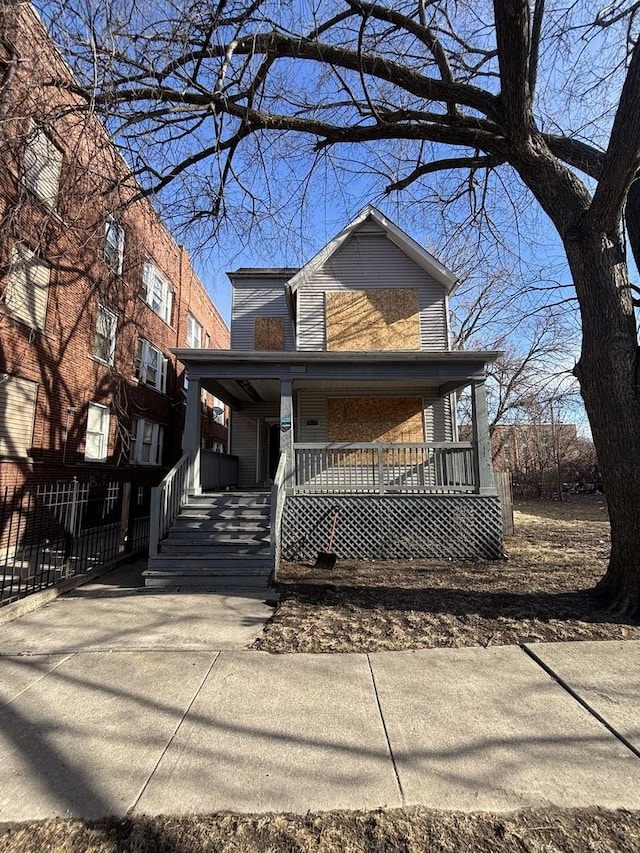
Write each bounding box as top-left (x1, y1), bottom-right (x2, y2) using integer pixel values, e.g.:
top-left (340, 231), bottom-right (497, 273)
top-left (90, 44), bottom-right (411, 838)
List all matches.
top-left (149, 453), bottom-right (191, 557)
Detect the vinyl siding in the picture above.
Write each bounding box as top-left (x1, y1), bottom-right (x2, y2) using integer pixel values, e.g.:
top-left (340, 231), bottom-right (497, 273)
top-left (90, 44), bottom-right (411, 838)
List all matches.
top-left (296, 231), bottom-right (448, 352)
top-left (230, 403), bottom-right (279, 486)
top-left (231, 279), bottom-right (294, 350)
top-left (297, 391), bottom-right (328, 443)
top-left (423, 391), bottom-right (453, 441)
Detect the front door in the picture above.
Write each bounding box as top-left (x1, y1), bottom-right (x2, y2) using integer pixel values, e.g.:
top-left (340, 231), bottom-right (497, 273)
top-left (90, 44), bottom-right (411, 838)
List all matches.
top-left (257, 419), bottom-right (281, 483)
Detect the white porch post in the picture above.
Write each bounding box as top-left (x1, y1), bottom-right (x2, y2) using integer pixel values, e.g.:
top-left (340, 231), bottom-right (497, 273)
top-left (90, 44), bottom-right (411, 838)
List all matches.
top-left (280, 379), bottom-right (295, 494)
top-left (183, 375), bottom-right (202, 495)
top-left (471, 380), bottom-right (495, 495)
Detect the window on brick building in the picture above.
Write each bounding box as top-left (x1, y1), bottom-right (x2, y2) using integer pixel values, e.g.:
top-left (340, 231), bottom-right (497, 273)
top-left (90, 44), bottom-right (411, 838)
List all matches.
top-left (130, 418), bottom-right (164, 465)
top-left (84, 403), bottom-right (110, 462)
top-left (0, 373), bottom-right (38, 459)
top-left (186, 312), bottom-right (202, 348)
top-left (142, 261), bottom-right (173, 324)
top-left (23, 121), bottom-right (63, 211)
top-left (93, 305), bottom-right (117, 364)
top-left (105, 216), bottom-right (125, 274)
top-left (136, 338), bottom-right (168, 393)
top-left (4, 243), bottom-right (50, 330)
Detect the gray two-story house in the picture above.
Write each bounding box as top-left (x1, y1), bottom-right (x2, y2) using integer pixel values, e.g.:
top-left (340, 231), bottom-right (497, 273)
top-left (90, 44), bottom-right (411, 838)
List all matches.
top-left (145, 206), bottom-right (503, 588)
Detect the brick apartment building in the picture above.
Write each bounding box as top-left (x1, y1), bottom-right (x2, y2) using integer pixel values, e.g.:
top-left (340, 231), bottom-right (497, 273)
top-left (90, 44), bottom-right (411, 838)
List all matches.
top-left (0, 2), bottom-right (229, 495)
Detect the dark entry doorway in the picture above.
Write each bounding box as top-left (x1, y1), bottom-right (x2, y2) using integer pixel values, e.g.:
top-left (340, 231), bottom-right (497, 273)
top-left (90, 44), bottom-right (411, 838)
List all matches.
top-left (268, 423), bottom-right (280, 480)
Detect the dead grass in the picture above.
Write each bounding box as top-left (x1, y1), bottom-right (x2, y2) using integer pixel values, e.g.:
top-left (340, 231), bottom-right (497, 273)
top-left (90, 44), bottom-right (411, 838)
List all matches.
top-left (2, 807), bottom-right (640, 853)
top-left (253, 496), bottom-right (640, 653)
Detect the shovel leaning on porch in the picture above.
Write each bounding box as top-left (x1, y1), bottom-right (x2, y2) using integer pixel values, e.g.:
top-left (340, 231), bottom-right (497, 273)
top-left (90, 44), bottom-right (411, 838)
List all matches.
top-left (314, 511), bottom-right (338, 569)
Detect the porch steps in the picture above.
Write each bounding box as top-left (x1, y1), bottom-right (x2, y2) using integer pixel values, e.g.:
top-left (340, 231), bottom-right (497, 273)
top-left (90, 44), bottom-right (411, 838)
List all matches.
top-left (144, 490), bottom-right (273, 590)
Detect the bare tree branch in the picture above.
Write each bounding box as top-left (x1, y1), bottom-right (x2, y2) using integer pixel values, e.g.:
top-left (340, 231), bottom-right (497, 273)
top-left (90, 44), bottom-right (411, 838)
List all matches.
top-left (528, 0), bottom-right (545, 100)
top-left (385, 154), bottom-right (505, 194)
top-left (590, 38), bottom-right (640, 229)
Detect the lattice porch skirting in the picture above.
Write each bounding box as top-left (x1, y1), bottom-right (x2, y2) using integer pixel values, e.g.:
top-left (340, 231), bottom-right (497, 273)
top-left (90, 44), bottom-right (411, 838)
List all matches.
top-left (281, 495), bottom-right (504, 561)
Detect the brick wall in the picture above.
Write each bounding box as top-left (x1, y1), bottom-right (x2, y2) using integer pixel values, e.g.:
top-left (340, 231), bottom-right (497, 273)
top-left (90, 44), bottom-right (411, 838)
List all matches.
top-left (0, 3), bottom-right (229, 491)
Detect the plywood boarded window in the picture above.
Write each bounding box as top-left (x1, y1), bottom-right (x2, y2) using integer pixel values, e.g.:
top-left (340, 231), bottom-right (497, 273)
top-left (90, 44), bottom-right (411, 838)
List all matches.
top-left (255, 317), bottom-right (284, 350)
top-left (327, 397), bottom-right (424, 443)
top-left (0, 373), bottom-right (38, 458)
top-left (326, 289), bottom-right (420, 351)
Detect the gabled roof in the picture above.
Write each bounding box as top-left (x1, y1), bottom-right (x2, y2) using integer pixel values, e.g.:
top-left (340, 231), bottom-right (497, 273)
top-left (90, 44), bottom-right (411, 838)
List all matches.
top-left (285, 204), bottom-right (458, 294)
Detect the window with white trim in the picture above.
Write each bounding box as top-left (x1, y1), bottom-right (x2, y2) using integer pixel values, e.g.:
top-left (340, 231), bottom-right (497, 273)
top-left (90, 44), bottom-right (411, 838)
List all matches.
top-left (84, 403), bottom-right (110, 462)
top-left (142, 260), bottom-right (173, 324)
top-left (105, 216), bottom-right (125, 274)
top-left (0, 373), bottom-right (38, 459)
top-left (93, 305), bottom-right (117, 364)
top-left (136, 338), bottom-right (167, 393)
top-left (186, 312), bottom-right (202, 348)
top-left (23, 122), bottom-right (63, 210)
top-left (130, 418), bottom-right (164, 466)
top-left (4, 243), bottom-right (50, 330)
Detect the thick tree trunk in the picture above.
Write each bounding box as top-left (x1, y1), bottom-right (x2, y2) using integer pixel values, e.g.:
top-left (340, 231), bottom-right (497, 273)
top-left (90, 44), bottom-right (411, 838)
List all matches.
top-left (564, 228), bottom-right (640, 616)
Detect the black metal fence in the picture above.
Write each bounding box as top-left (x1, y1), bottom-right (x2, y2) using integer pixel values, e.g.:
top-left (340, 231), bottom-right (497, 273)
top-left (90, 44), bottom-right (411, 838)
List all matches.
top-left (1, 478), bottom-right (150, 607)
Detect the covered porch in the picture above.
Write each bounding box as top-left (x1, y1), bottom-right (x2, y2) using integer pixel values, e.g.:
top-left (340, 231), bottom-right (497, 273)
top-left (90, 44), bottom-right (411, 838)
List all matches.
top-left (173, 350), bottom-right (504, 562)
top-left (178, 351), bottom-right (498, 494)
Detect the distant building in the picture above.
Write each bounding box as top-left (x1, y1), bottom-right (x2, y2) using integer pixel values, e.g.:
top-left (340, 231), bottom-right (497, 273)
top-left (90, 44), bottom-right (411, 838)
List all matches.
top-left (0, 2), bottom-right (229, 493)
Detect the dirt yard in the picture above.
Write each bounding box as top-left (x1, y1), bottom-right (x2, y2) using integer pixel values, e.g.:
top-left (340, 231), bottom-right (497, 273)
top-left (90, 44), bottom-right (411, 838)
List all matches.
top-left (253, 496), bottom-right (640, 653)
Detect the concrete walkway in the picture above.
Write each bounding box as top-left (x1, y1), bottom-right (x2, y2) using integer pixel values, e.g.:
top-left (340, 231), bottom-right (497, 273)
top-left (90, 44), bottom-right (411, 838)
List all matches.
top-left (1, 564), bottom-right (639, 822)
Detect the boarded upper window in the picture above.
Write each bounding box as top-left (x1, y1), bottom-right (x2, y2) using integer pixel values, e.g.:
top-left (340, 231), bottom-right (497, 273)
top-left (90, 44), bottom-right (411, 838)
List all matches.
top-left (325, 289), bottom-right (420, 351)
top-left (255, 317), bottom-right (284, 350)
top-left (0, 373), bottom-right (38, 458)
top-left (4, 243), bottom-right (50, 330)
top-left (327, 397), bottom-right (424, 443)
top-left (23, 123), bottom-right (63, 211)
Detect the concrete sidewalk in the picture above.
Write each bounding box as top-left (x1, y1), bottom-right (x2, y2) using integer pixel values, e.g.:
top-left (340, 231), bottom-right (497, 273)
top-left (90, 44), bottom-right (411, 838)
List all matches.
top-left (1, 568), bottom-right (639, 822)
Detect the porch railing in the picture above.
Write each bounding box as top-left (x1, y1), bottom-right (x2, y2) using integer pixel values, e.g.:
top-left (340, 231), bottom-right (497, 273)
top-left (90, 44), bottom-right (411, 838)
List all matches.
top-left (294, 442), bottom-right (477, 495)
top-left (270, 449), bottom-right (289, 570)
top-left (200, 449), bottom-right (239, 491)
top-left (149, 453), bottom-right (191, 557)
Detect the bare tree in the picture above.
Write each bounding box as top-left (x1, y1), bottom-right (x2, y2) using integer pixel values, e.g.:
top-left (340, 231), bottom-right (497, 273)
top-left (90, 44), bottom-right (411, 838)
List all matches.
top-left (28, 0), bottom-right (640, 613)
top-left (489, 389), bottom-right (594, 499)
